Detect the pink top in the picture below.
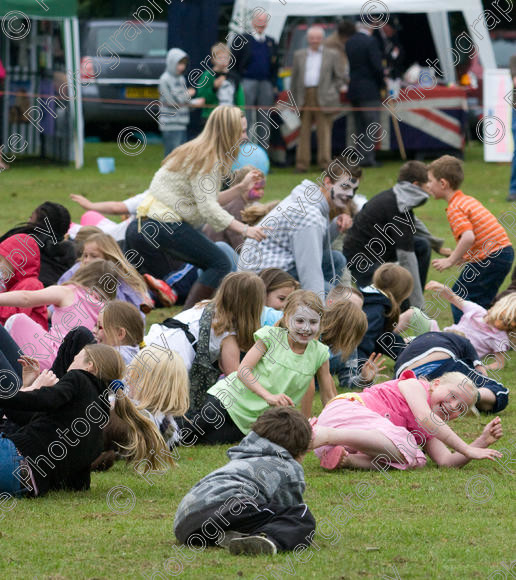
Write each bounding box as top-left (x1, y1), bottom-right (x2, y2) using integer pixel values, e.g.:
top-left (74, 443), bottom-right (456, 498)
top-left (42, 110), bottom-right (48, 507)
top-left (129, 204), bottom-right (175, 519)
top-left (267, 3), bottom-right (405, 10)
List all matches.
top-left (7, 285), bottom-right (103, 372)
top-left (444, 300), bottom-right (510, 358)
top-left (360, 369), bottom-right (435, 440)
top-left (48, 285), bottom-right (103, 342)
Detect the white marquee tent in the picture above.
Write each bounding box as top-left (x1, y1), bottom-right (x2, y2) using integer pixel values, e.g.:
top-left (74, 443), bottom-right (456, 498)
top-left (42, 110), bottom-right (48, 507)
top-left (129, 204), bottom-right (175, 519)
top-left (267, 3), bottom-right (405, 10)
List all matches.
top-left (231, 0), bottom-right (498, 84)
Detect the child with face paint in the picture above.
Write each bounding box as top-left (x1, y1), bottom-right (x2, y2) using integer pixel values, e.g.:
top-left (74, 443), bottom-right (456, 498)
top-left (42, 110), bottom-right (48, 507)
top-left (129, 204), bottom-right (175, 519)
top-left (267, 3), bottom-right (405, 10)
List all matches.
top-left (238, 160), bottom-right (361, 298)
top-left (311, 370), bottom-right (504, 471)
top-left (188, 291), bottom-right (337, 444)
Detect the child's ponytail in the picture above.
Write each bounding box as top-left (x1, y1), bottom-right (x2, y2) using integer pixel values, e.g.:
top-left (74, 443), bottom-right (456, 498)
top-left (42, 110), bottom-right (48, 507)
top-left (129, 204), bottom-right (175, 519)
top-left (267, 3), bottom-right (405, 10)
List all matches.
top-left (241, 200), bottom-right (280, 226)
top-left (112, 394), bottom-right (175, 471)
top-left (372, 264), bottom-right (413, 331)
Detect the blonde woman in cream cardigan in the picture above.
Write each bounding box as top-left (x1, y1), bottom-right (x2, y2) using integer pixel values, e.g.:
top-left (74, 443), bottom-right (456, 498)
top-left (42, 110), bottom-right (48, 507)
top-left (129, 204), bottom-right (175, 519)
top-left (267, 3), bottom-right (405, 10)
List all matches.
top-left (126, 105), bottom-right (266, 308)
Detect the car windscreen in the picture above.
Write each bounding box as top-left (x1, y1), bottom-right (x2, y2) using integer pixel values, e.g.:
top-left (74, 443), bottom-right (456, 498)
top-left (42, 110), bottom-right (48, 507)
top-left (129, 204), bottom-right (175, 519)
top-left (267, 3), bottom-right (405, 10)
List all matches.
top-left (91, 25), bottom-right (167, 58)
top-left (493, 38), bottom-right (516, 69)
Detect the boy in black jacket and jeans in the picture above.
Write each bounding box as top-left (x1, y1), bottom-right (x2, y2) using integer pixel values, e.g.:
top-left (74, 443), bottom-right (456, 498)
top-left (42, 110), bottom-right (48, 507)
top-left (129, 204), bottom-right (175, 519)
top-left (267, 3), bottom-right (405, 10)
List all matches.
top-left (343, 161), bottom-right (442, 308)
top-left (174, 407), bottom-right (315, 555)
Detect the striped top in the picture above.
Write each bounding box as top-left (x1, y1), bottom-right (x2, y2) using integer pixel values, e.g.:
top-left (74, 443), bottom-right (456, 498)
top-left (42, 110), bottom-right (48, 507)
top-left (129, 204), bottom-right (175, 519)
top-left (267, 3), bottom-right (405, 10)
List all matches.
top-left (446, 191), bottom-right (511, 261)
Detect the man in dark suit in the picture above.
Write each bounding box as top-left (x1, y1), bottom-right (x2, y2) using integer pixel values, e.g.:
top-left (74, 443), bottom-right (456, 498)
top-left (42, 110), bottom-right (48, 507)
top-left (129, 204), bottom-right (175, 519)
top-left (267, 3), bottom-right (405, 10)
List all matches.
top-left (346, 23), bottom-right (385, 167)
top-left (291, 26), bottom-right (344, 172)
top-left (234, 11), bottom-right (278, 148)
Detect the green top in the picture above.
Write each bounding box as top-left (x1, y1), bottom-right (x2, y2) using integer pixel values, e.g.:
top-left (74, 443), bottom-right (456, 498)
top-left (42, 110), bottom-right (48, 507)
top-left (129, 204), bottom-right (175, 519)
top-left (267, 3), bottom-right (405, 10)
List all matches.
top-left (197, 70), bottom-right (245, 119)
top-left (208, 326), bottom-right (330, 434)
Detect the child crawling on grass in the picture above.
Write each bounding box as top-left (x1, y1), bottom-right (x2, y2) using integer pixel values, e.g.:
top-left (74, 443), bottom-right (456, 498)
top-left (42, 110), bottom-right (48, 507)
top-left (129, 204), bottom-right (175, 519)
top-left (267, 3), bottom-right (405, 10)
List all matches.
top-left (311, 370), bottom-right (503, 471)
top-left (174, 407), bottom-right (315, 556)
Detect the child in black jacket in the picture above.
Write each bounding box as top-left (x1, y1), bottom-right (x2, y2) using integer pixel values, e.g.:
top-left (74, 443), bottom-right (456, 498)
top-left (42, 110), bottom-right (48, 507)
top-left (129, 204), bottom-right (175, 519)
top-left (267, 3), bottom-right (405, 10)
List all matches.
top-left (0, 344), bottom-right (122, 496)
top-left (357, 264), bottom-right (412, 362)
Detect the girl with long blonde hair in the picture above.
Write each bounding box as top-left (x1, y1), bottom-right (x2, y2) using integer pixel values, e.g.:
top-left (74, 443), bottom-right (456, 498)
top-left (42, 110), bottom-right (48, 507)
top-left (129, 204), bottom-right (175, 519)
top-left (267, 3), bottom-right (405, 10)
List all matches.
top-left (358, 263), bottom-right (414, 361)
top-left (91, 345), bottom-right (190, 471)
top-left (125, 105), bottom-right (267, 309)
top-left (59, 232), bottom-right (151, 313)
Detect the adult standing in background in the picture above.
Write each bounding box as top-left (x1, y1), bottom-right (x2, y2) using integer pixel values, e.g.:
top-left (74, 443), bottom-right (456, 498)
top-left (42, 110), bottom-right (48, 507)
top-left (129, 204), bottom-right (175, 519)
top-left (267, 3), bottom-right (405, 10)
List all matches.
top-left (291, 26), bottom-right (344, 173)
top-left (508, 54), bottom-right (516, 202)
top-left (346, 22), bottom-right (385, 167)
top-left (324, 19), bottom-right (356, 91)
top-left (235, 11), bottom-right (278, 148)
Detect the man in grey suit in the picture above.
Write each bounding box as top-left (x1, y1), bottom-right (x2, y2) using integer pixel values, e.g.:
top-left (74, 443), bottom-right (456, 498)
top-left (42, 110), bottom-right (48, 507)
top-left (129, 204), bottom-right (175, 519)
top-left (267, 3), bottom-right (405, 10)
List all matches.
top-left (291, 26), bottom-right (344, 172)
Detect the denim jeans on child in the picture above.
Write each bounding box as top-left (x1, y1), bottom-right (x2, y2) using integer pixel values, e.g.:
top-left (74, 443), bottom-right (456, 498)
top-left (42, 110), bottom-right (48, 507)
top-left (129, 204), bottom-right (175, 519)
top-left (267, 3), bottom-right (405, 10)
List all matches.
top-left (509, 107), bottom-right (516, 198)
top-left (451, 246), bottom-right (515, 323)
top-left (288, 250), bottom-right (347, 295)
top-left (162, 129), bottom-right (187, 158)
top-left (0, 436), bottom-right (27, 496)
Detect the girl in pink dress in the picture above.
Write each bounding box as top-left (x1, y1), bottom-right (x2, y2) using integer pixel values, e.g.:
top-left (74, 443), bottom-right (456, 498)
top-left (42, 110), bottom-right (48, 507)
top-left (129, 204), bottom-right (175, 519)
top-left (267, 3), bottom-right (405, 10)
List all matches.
top-left (311, 369), bottom-right (503, 471)
top-left (2, 260), bottom-right (119, 370)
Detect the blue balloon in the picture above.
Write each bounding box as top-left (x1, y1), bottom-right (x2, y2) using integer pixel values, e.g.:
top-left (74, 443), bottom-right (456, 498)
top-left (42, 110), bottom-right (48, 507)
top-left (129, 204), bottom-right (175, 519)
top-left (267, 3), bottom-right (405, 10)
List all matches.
top-left (231, 142), bottom-right (270, 175)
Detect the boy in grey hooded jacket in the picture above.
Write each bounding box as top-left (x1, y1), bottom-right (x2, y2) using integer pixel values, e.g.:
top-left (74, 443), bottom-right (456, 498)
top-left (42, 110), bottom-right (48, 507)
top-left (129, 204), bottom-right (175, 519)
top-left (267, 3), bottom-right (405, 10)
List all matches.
top-left (159, 48), bottom-right (198, 156)
top-left (174, 407), bottom-right (316, 555)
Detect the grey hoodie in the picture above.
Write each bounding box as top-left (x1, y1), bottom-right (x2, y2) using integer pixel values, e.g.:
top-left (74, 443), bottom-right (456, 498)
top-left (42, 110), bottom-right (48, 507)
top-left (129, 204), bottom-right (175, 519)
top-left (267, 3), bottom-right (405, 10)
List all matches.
top-left (173, 432), bottom-right (306, 533)
top-left (393, 181), bottom-right (429, 308)
top-left (159, 48), bottom-right (191, 132)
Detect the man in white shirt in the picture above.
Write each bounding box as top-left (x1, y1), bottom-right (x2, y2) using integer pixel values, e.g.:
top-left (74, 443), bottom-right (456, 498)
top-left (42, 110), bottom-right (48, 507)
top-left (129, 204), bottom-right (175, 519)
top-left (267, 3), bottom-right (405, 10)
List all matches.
top-left (291, 26), bottom-right (344, 172)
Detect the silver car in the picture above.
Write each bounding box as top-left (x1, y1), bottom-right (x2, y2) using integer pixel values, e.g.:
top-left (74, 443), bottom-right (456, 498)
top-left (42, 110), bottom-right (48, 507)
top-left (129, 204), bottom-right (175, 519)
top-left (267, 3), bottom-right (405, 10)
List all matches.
top-left (80, 19), bottom-right (168, 137)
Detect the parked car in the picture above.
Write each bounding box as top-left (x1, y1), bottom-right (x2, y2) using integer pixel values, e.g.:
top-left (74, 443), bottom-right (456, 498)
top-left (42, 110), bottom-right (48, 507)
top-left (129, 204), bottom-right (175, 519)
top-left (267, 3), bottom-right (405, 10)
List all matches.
top-left (80, 19), bottom-right (168, 137)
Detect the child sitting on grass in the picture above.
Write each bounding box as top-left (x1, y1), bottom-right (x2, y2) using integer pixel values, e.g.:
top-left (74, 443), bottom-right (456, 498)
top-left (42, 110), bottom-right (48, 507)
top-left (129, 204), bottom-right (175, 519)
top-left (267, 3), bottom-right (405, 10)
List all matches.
top-left (174, 407), bottom-right (315, 556)
top-left (427, 155), bottom-right (514, 323)
top-left (186, 290), bottom-right (335, 444)
top-left (325, 284), bottom-right (386, 388)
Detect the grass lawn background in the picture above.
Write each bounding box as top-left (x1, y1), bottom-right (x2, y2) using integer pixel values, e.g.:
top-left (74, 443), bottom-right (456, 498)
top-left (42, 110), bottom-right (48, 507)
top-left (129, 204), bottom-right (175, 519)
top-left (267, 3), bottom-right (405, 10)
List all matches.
top-left (0, 142), bottom-right (515, 579)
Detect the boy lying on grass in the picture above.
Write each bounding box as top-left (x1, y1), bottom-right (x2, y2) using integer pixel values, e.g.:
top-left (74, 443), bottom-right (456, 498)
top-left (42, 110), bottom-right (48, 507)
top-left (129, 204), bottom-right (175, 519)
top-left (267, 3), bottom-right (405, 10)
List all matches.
top-left (174, 407), bottom-right (314, 555)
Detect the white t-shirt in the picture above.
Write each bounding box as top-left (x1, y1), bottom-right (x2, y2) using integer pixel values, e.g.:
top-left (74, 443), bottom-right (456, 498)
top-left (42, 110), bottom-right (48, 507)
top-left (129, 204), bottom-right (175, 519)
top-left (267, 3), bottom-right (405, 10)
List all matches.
top-left (69, 192), bottom-right (148, 241)
top-left (145, 305), bottom-right (236, 370)
top-left (124, 192), bottom-right (148, 214)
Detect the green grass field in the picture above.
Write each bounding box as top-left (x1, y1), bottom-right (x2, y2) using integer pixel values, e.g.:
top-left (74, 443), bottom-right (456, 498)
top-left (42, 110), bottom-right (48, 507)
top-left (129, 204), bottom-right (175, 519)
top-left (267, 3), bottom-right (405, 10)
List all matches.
top-left (0, 142), bottom-right (515, 579)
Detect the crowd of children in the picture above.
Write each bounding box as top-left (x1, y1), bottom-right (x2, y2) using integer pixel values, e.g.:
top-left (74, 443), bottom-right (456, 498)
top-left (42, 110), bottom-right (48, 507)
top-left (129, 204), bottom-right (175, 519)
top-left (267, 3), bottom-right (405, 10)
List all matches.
top-left (0, 115), bottom-right (513, 558)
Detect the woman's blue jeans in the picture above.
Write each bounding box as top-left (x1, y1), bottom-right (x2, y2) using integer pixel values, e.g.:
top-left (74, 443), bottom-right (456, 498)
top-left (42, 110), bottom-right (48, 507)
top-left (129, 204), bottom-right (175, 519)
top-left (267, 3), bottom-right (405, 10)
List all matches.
top-left (126, 219), bottom-right (232, 288)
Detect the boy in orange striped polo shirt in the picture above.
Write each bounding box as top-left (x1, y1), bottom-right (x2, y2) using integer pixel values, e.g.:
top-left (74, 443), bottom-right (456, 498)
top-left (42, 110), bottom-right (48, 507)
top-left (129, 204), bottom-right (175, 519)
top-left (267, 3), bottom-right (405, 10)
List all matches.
top-left (427, 155), bottom-right (514, 323)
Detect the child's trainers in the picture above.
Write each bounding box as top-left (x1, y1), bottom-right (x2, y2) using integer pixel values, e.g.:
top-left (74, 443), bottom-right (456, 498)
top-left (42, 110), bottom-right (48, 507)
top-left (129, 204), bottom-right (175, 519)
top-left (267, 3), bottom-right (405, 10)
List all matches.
top-left (217, 530), bottom-right (247, 549)
top-left (144, 274), bottom-right (178, 307)
top-left (228, 534), bottom-right (277, 556)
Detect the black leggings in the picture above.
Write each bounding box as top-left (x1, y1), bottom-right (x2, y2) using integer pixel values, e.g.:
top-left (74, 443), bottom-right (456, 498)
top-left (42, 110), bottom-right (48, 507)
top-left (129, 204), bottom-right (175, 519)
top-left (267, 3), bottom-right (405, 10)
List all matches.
top-left (176, 395), bottom-right (244, 445)
top-left (0, 325), bottom-right (22, 380)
